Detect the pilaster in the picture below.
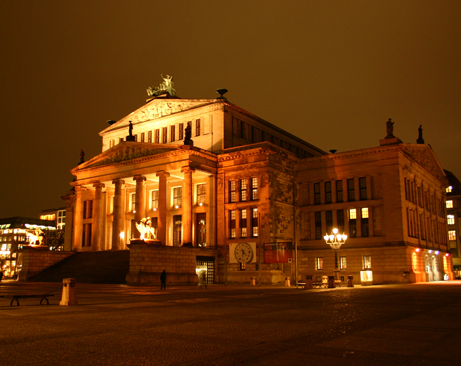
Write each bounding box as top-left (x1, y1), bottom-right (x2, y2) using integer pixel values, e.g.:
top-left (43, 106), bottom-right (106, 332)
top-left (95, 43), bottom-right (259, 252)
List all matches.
top-left (156, 171), bottom-right (170, 245)
top-left (112, 179), bottom-right (125, 250)
top-left (181, 166), bottom-right (195, 246)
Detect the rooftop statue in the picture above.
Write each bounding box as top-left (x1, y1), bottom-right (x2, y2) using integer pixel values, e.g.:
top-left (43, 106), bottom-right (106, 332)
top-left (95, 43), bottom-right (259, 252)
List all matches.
top-left (386, 118), bottom-right (395, 139)
top-left (147, 74), bottom-right (177, 97)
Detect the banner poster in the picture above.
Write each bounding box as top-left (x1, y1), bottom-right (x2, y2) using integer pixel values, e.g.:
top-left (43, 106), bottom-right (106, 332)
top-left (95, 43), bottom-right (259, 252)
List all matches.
top-left (264, 242), bottom-right (293, 264)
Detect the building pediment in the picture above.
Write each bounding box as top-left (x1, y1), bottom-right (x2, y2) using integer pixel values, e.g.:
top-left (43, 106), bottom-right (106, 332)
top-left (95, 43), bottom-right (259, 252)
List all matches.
top-left (100, 98), bottom-right (218, 135)
top-left (72, 142), bottom-right (178, 173)
top-left (401, 145), bottom-right (447, 183)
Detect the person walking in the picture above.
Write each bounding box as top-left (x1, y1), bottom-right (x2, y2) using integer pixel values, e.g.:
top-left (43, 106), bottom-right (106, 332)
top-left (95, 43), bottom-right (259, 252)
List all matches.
top-left (160, 270), bottom-right (167, 290)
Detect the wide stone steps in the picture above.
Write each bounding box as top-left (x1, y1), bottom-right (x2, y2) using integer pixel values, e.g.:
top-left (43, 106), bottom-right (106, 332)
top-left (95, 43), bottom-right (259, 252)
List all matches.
top-left (28, 250), bottom-right (130, 284)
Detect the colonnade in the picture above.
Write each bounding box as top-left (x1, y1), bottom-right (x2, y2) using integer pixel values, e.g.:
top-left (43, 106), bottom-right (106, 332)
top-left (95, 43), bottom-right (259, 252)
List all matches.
top-left (72, 165), bottom-right (202, 251)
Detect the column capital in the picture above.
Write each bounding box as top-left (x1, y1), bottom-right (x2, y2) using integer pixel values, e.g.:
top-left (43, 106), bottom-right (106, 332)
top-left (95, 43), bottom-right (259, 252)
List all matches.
top-left (93, 182), bottom-right (105, 189)
top-left (181, 166), bottom-right (196, 175)
top-left (156, 171), bottom-right (170, 178)
top-left (112, 179), bottom-right (125, 186)
top-left (133, 175), bottom-right (147, 183)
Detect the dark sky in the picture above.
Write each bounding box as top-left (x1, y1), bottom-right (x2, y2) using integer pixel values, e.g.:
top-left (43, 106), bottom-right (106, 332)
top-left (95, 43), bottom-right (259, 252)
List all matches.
top-left (1, 1), bottom-right (460, 218)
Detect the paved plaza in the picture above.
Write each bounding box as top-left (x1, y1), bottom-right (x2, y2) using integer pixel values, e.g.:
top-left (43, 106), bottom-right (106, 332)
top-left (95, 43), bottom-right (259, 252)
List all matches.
top-left (1, 281), bottom-right (461, 365)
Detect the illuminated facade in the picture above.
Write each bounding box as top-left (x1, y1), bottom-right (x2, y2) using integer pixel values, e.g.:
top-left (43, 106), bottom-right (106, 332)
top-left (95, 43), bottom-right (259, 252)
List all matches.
top-left (0, 217), bottom-right (56, 279)
top-left (63, 90), bottom-right (453, 284)
top-left (40, 207), bottom-right (66, 230)
top-left (444, 170), bottom-right (461, 277)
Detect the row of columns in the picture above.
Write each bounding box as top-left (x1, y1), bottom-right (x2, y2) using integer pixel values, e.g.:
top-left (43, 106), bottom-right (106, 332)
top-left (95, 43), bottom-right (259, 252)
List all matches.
top-left (73, 166), bottom-right (197, 251)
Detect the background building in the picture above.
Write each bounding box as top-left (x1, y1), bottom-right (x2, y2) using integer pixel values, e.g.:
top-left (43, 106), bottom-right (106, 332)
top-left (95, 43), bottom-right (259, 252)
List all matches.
top-left (445, 170), bottom-right (461, 277)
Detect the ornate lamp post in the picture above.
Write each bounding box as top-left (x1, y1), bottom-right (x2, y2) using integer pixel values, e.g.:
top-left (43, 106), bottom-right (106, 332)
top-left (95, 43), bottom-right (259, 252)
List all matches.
top-left (324, 228), bottom-right (347, 281)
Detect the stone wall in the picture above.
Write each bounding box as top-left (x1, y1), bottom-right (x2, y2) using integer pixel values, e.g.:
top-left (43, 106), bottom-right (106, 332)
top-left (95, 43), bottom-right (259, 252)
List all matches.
top-left (19, 247), bottom-right (74, 281)
top-left (126, 242), bottom-right (219, 285)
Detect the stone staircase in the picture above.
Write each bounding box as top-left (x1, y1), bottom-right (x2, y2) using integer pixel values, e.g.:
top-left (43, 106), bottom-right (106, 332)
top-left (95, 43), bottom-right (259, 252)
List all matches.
top-left (28, 251), bottom-right (130, 284)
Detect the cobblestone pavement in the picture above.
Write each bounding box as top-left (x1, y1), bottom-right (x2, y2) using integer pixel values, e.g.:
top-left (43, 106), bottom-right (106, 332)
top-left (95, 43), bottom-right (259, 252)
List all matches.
top-left (1, 281), bottom-right (461, 365)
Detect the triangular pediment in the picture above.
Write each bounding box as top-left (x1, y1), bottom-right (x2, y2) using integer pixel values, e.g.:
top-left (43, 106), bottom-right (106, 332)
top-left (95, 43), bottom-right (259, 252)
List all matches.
top-left (401, 144), bottom-right (447, 183)
top-left (100, 97), bottom-right (218, 135)
top-left (72, 142), bottom-right (179, 173)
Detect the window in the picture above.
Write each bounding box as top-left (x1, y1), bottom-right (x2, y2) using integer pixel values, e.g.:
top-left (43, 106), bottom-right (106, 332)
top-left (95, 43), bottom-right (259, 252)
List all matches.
top-left (448, 215), bottom-right (455, 225)
top-left (151, 190), bottom-right (159, 211)
top-left (240, 179), bottom-right (248, 202)
top-left (325, 181), bottom-right (332, 204)
top-left (155, 129), bottom-right (160, 143)
top-left (359, 177), bottom-right (367, 200)
top-left (349, 209), bottom-right (357, 238)
top-left (449, 230), bottom-right (456, 241)
top-left (252, 209), bottom-right (258, 237)
top-left (316, 257), bottom-right (323, 270)
top-left (336, 180), bottom-right (343, 203)
top-left (347, 179), bottom-right (355, 201)
top-left (119, 137), bottom-right (124, 143)
top-left (134, 134), bottom-right (138, 142)
top-left (361, 207), bottom-right (369, 237)
top-left (141, 132), bottom-right (145, 143)
top-left (315, 211), bottom-right (322, 240)
top-left (446, 186), bottom-right (453, 193)
top-left (240, 121), bottom-right (247, 139)
top-left (82, 223), bottom-right (92, 247)
top-left (148, 130), bottom-right (152, 143)
top-left (196, 119), bottom-right (201, 136)
top-left (340, 256), bottom-right (347, 270)
top-left (173, 187), bottom-right (182, 208)
top-left (251, 177), bottom-right (258, 200)
top-left (314, 183), bottom-right (321, 205)
top-left (170, 125), bottom-right (175, 142)
top-left (83, 200), bottom-right (93, 219)
top-left (173, 215), bottom-right (182, 246)
top-left (229, 210), bottom-right (236, 238)
top-left (197, 184), bottom-right (206, 205)
top-left (326, 210), bottom-right (333, 234)
top-left (229, 181), bottom-right (236, 203)
top-left (162, 127), bottom-right (167, 143)
top-left (337, 209), bottom-right (345, 233)
top-left (363, 255), bottom-right (371, 269)
top-left (241, 209), bottom-right (247, 238)
top-left (179, 123), bottom-right (184, 140)
top-left (130, 193), bottom-right (136, 212)
top-left (446, 200), bottom-right (453, 208)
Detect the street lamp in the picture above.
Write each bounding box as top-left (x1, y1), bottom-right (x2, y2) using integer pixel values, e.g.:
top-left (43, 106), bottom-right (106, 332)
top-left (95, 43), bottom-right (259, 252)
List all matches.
top-left (324, 228), bottom-right (347, 281)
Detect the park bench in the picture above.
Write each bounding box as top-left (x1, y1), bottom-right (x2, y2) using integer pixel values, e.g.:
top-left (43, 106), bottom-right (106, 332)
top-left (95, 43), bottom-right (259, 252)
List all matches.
top-left (0, 293), bottom-right (54, 306)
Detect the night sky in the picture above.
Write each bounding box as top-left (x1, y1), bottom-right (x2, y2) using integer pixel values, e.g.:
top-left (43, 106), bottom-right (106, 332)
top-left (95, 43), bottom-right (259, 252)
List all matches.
top-left (1, 1), bottom-right (460, 219)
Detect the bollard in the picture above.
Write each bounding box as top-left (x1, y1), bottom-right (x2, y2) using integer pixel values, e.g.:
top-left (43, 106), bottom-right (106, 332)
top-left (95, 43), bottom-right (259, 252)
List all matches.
top-left (328, 275), bottom-right (336, 288)
top-left (285, 277), bottom-right (291, 287)
top-left (250, 276), bottom-right (256, 286)
top-left (347, 275), bottom-right (354, 287)
top-left (60, 278), bottom-right (78, 306)
top-left (305, 275), bottom-right (313, 289)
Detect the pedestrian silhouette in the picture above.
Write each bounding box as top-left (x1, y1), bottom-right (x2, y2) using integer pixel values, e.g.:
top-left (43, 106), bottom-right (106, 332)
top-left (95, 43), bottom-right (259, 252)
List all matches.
top-left (160, 270), bottom-right (167, 290)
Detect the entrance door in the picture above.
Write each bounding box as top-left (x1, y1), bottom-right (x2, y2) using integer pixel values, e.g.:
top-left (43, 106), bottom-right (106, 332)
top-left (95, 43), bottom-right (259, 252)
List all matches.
top-left (196, 256), bottom-right (215, 284)
top-left (196, 213), bottom-right (206, 247)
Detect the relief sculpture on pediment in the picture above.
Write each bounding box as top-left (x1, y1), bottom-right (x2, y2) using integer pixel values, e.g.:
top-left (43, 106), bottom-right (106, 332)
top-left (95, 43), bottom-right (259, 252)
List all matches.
top-left (93, 147), bottom-right (167, 167)
top-left (403, 147), bottom-right (444, 181)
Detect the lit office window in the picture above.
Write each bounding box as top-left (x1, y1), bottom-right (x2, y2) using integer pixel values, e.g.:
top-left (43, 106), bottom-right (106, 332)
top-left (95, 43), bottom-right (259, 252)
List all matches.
top-left (447, 215), bottom-right (455, 225)
top-left (449, 230), bottom-right (456, 241)
top-left (446, 200), bottom-right (453, 208)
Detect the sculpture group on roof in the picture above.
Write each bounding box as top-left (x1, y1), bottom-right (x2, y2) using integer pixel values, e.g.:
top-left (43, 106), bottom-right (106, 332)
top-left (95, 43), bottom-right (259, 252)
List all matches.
top-left (147, 74), bottom-right (177, 97)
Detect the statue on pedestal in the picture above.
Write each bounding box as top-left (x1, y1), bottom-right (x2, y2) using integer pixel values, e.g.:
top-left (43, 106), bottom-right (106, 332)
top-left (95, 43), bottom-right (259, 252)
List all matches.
top-left (184, 122), bottom-right (193, 146)
top-left (386, 118), bottom-right (395, 139)
top-left (417, 125), bottom-right (425, 144)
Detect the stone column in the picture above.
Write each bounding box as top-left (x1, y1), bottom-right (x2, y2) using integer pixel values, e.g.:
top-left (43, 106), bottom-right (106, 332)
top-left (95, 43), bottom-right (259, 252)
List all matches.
top-left (156, 171), bottom-right (170, 245)
top-left (73, 186), bottom-right (84, 251)
top-left (112, 179), bottom-right (125, 250)
top-left (92, 182), bottom-right (105, 251)
top-left (181, 166), bottom-right (195, 246)
top-left (133, 175), bottom-right (146, 222)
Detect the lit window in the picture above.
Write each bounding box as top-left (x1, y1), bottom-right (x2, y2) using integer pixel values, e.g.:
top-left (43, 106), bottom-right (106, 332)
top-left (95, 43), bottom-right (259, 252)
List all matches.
top-left (251, 177), bottom-right (258, 200)
top-left (241, 209), bottom-right (247, 238)
top-left (173, 187), bottom-right (182, 208)
top-left (446, 200), bottom-right (453, 208)
top-left (314, 183), bottom-right (321, 204)
top-left (361, 207), bottom-right (369, 218)
top-left (316, 257), bottom-right (323, 270)
top-left (449, 230), bottom-right (456, 241)
top-left (349, 208), bottom-right (357, 219)
top-left (447, 214), bottom-right (455, 225)
top-left (363, 255), bottom-right (371, 269)
top-left (229, 210), bottom-right (236, 238)
top-left (252, 208), bottom-right (259, 237)
top-left (446, 186), bottom-right (453, 193)
top-left (151, 190), bottom-right (159, 210)
top-left (197, 184), bottom-right (206, 205)
top-left (240, 179), bottom-right (248, 202)
top-left (340, 256), bottom-right (347, 270)
top-left (229, 181), bottom-right (236, 203)
top-left (130, 193), bottom-right (136, 212)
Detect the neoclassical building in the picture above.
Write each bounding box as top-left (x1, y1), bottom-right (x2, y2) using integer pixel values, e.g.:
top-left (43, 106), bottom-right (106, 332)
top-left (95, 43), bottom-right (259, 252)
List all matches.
top-left (63, 83), bottom-right (453, 284)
